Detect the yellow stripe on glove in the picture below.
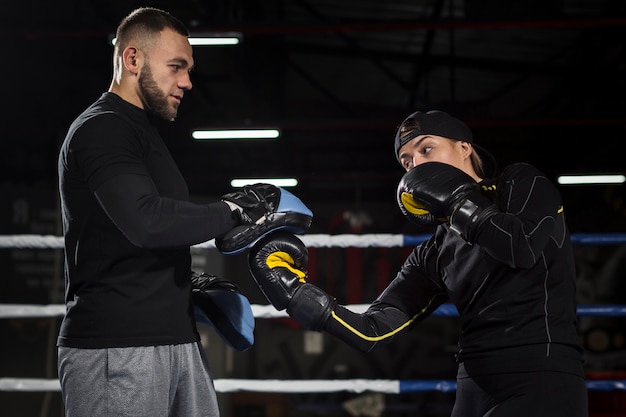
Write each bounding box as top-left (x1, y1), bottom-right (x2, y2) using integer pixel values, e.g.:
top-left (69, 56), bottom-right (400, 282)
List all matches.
top-left (266, 251), bottom-right (307, 282)
top-left (400, 192), bottom-right (431, 216)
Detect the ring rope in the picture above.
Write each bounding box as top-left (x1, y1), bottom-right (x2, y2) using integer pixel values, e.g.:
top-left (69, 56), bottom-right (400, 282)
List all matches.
top-left (0, 377), bottom-right (624, 393)
top-left (2, 303), bottom-right (626, 319)
top-left (1, 232), bottom-right (626, 249)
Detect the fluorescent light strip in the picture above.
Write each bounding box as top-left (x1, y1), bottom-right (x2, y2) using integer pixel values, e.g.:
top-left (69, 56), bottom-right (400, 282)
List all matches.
top-left (557, 174), bottom-right (626, 185)
top-left (110, 33), bottom-right (241, 47)
top-left (192, 129), bottom-right (280, 140)
top-left (189, 37), bottom-right (240, 46)
top-left (231, 178), bottom-right (298, 188)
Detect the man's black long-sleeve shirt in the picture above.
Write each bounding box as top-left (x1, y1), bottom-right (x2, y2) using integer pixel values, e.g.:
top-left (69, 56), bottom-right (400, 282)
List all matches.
top-left (57, 92), bottom-right (237, 348)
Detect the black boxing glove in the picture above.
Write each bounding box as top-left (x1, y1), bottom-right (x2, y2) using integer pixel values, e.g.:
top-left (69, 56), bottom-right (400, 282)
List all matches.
top-left (190, 272), bottom-right (255, 351)
top-left (248, 232), bottom-right (335, 331)
top-left (217, 184), bottom-right (313, 255)
top-left (397, 162), bottom-right (498, 242)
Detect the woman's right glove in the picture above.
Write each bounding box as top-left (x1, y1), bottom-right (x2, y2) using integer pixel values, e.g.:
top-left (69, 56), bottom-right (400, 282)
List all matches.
top-left (397, 161), bottom-right (498, 242)
top-left (247, 232), bottom-right (335, 331)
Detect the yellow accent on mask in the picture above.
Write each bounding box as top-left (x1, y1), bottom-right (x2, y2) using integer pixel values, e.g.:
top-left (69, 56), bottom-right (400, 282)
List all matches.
top-left (401, 192), bottom-right (431, 216)
top-left (266, 251), bottom-right (307, 282)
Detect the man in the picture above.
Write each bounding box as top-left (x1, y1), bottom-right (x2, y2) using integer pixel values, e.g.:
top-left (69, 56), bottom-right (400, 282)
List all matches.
top-left (57, 7), bottom-right (237, 416)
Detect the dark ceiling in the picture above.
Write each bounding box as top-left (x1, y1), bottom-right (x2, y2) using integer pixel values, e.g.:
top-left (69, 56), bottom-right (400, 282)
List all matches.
top-left (2, 0), bottom-right (626, 233)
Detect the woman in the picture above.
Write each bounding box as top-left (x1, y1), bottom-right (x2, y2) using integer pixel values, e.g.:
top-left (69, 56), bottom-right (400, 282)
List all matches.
top-left (247, 110), bottom-right (588, 417)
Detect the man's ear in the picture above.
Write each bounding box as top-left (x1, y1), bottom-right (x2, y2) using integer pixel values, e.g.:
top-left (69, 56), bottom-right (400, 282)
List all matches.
top-left (122, 46), bottom-right (142, 75)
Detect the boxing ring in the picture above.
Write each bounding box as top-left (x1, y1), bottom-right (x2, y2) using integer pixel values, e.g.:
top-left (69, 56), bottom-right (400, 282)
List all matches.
top-left (1, 233), bottom-right (625, 413)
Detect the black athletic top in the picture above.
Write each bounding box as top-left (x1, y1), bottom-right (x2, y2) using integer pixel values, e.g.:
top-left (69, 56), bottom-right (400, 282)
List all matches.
top-left (323, 163), bottom-right (585, 377)
top-left (57, 92), bottom-right (237, 348)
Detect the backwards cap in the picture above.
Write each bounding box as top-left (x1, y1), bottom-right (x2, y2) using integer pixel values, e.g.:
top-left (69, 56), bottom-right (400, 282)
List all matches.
top-left (394, 110), bottom-right (497, 178)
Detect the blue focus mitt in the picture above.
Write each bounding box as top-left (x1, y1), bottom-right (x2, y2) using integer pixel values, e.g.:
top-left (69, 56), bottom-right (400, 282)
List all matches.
top-left (216, 184), bottom-right (313, 255)
top-left (191, 272), bottom-right (255, 351)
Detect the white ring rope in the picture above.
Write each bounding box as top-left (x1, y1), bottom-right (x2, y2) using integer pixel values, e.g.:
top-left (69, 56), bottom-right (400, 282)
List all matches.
top-left (0, 234), bottom-right (407, 249)
top-left (1, 233), bottom-right (625, 249)
top-left (0, 304), bottom-right (369, 319)
top-left (0, 378), bottom-right (402, 393)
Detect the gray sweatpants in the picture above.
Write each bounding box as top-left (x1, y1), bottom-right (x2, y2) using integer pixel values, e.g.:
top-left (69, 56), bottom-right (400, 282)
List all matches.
top-left (58, 342), bottom-right (220, 417)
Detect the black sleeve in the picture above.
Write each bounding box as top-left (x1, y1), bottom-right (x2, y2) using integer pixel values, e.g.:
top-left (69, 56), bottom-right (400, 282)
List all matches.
top-left (474, 163), bottom-right (564, 269)
top-left (95, 173), bottom-right (237, 248)
top-left (322, 241), bottom-right (448, 352)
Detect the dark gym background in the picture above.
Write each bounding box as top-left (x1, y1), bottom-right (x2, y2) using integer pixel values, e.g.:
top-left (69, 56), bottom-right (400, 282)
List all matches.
top-left (1, 1), bottom-right (625, 416)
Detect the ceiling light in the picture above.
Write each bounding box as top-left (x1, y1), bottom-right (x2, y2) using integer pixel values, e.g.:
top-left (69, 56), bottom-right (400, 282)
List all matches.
top-left (188, 33), bottom-right (241, 46)
top-left (192, 129), bottom-right (280, 140)
top-left (110, 32), bottom-right (241, 46)
top-left (557, 174), bottom-right (626, 185)
top-left (230, 178), bottom-right (298, 188)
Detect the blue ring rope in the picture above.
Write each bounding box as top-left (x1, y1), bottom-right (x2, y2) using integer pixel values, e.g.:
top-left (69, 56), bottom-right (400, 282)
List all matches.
top-left (398, 379), bottom-right (626, 393)
top-left (430, 304), bottom-right (626, 317)
top-left (403, 233), bottom-right (626, 247)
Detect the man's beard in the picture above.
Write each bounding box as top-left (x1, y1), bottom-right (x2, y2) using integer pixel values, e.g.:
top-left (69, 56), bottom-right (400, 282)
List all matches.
top-left (138, 63), bottom-right (178, 121)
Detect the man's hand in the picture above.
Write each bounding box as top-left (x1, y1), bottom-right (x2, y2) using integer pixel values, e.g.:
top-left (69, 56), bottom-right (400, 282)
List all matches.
top-left (217, 184), bottom-right (313, 255)
top-left (191, 272), bottom-right (255, 351)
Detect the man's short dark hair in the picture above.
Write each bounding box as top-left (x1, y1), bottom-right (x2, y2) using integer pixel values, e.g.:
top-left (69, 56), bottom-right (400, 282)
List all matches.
top-left (114, 7), bottom-right (189, 52)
